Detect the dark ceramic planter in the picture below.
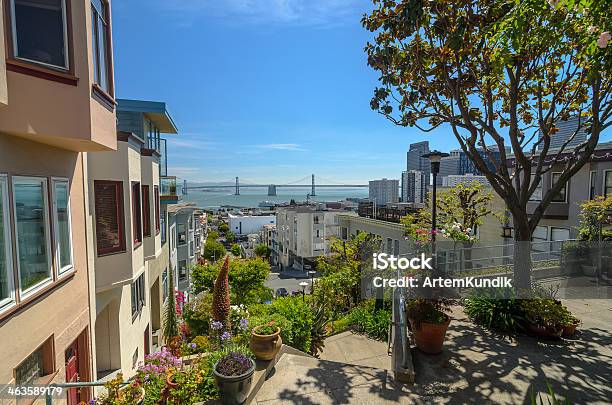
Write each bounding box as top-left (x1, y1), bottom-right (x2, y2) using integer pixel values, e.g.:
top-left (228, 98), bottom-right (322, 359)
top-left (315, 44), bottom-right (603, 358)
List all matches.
top-left (213, 358), bottom-right (256, 405)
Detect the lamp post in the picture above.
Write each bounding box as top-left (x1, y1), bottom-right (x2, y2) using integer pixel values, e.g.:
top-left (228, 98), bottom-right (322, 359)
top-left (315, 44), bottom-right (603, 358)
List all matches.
top-left (308, 270), bottom-right (316, 291)
top-left (299, 281), bottom-right (309, 302)
top-left (421, 150), bottom-right (450, 242)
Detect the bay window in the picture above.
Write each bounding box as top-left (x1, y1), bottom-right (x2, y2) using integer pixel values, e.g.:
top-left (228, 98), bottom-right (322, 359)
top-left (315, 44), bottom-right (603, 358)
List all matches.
top-left (94, 181), bottom-right (125, 255)
top-left (91, 0), bottom-right (111, 93)
top-left (52, 179), bottom-right (73, 274)
top-left (13, 177), bottom-right (52, 294)
top-left (10, 0), bottom-right (69, 70)
top-left (131, 272), bottom-right (145, 319)
top-left (132, 182), bottom-right (142, 245)
top-left (154, 186), bottom-right (160, 234)
top-left (142, 185), bottom-right (151, 238)
top-left (0, 176), bottom-right (14, 309)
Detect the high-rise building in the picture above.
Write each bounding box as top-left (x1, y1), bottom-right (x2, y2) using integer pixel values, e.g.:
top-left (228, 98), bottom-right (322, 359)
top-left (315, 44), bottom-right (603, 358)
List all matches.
top-left (401, 170), bottom-right (426, 203)
top-left (537, 116), bottom-right (588, 151)
top-left (407, 141), bottom-right (431, 183)
top-left (369, 178), bottom-right (399, 205)
top-left (442, 174), bottom-right (489, 187)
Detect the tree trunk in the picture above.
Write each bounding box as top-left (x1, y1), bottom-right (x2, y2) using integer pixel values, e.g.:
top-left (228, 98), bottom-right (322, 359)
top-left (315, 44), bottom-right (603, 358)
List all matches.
top-left (513, 216), bottom-right (533, 294)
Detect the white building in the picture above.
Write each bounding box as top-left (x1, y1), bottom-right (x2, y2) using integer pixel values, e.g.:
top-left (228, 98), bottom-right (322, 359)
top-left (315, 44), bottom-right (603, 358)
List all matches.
top-left (274, 204), bottom-right (357, 271)
top-left (369, 178), bottom-right (399, 205)
top-left (228, 212), bottom-right (276, 235)
top-left (401, 170), bottom-right (426, 203)
top-left (442, 174), bottom-right (489, 187)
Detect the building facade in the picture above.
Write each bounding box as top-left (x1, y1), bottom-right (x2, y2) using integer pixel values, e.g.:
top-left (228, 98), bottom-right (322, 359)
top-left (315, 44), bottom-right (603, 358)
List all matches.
top-left (407, 141), bottom-right (431, 182)
top-left (442, 174), bottom-right (489, 188)
top-left (368, 179), bottom-right (399, 205)
top-left (228, 213), bottom-right (276, 236)
top-left (274, 205), bottom-right (357, 271)
top-left (0, 0), bottom-right (117, 401)
top-left (401, 170), bottom-right (426, 203)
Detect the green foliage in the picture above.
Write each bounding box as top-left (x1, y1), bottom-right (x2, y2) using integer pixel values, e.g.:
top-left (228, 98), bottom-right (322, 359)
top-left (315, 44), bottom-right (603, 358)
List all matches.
top-left (203, 239), bottom-right (226, 262)
top-left (183, 293), bottom-right (213, 337)
top-left (345, 300), bottom-right (391, 341)
top-left (218, 223), bottom-right (229, 233)
top-left (310, 304), bottom-right (329, 357)
top-left (191, 258), bottom-right (271, 305)
top-left (521, 299), bottom-right (573, 328)
top-left (254, 244), bottom-right (271, 257)
top-left (249, 313), bottom-right (293, 345)
top-left (226, 230), bottom-right (236, 243)
top-left (230, 243), bottom-right (242, 256)
top-left (577, 195), bottom-right (612, 241)
top-left (269, 296), bottom-right (314, 353)
top-left (464, 287), bottom-right (525, 334)
top-left (163, 266), bottom-right (179, 341)
top-left (530, 382), bottom-right (571, 405)
top-left (406, 299), bottom-right (451, 328)
top-left (207, 230), bottom-right (220, 240)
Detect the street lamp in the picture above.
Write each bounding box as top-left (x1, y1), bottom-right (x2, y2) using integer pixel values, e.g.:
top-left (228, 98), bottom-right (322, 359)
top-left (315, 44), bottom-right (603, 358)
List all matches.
top-left (299, 281), bottom-right (309, 302)
top-left (308, 270), bottom-right (316, 292)
top-left (421, 150), bottom-right (450, 242)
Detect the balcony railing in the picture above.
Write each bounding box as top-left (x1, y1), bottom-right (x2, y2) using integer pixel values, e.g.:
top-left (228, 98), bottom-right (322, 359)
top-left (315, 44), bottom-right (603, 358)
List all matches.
top-left (160, 176), bottom-right (181, 203)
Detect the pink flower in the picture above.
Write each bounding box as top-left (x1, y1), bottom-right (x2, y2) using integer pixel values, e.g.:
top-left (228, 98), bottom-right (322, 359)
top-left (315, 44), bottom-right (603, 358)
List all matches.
top-left (597, 32), bottom-right (611, 49)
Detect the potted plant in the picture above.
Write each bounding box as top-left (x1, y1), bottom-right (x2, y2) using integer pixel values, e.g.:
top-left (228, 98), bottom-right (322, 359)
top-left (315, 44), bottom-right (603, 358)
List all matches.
top-left (91, 373), bottom-right (145, 405)
top-left (521, 299), bottom-right (565, 339)
top-left (406, 299), bottom-right (451, 354)
top-left (213, 352), bottom-right (256, 405)
top-left (560, 309), bottom-right (581, 337)
top-left (250, 321), bottom-right (282, 360)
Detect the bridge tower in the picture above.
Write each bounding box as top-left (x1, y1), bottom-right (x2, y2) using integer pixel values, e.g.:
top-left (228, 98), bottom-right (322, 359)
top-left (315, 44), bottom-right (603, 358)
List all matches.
top-left (311, 174), bottom-right (316, 196)
top-left (268, 184), bottom-right (277, 196)
top-left (183, 179), bottom-right (188, 195)
top-left (235, 177), bottom-right (240, 195)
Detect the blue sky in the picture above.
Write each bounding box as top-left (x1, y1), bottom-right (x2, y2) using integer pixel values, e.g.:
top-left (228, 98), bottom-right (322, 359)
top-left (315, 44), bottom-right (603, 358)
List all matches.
top-left (111, 0), bottom-right (459, 184)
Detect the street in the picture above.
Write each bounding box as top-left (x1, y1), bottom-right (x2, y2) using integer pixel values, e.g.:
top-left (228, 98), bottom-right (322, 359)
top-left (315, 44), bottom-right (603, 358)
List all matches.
top-left (265, 269), bottom-right (319, 296)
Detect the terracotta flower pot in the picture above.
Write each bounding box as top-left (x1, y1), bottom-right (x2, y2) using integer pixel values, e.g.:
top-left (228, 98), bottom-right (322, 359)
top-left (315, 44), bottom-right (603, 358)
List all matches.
top-left (527, 323), bottom-right (563, 339)
top-left (250, 326), bottom-right (282, 360)
top-left (562, 320), bottom-right (580, 337)
top-left (409, 316), bottom-right (451, 354)
top-left (166, 372), bottom-right (178, 389)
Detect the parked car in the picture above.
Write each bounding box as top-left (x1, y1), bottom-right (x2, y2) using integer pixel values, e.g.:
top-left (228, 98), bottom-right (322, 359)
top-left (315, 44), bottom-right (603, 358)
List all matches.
top-left (275, 288), bottom-right (288, 297)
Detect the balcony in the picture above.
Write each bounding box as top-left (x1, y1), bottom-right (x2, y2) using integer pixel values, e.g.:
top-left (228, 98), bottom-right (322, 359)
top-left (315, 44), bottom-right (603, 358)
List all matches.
top-left (160, 176), bottom-right (181, 204)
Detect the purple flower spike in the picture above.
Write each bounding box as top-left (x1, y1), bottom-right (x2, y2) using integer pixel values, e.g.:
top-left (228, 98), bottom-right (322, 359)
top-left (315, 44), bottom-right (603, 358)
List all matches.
top-left (211, 320), bottom-right (223, 330)
top-left (221, 331), bottom-right (231, 341)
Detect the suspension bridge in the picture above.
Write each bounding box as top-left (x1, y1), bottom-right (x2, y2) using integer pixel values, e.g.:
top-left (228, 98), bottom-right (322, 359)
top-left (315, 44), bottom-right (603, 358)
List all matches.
top-left (182, 174), bottom-right (367, 196)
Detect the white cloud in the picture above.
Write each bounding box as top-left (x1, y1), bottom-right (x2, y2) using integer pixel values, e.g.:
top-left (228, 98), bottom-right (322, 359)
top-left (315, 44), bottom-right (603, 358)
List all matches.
top-left (158, 0), bottom-right (362, 27)
top-left (255, 143), bottom-right (307, 151)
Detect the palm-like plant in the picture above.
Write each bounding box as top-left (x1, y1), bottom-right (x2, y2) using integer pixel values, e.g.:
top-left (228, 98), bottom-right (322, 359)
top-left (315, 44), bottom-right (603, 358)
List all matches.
top-left (163, 265), bottom-right (179, 342)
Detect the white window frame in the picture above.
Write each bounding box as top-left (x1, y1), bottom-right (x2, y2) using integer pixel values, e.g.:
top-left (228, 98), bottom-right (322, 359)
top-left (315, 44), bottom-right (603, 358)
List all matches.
top-left (0, 174), bottom-right (16, 311)
top-left (51, 178), bottom-right (74, 277)
top-left (550, 172), bottom-right (568, 203)
top-left (589, 171), bottom-right (597, 200)
top-left (12, 176), bottom-right (53, 297)
top-left (550, 227), bottom-right (570, 241)
top-left (604, 170), bottom-right (612, 197)
top-left (9, 0), bottom-right (70, 71)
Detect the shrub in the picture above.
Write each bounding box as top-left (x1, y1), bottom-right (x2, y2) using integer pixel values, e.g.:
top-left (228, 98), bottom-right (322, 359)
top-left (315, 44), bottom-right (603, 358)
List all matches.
top-left (203, 239), bottom-right (226, 262)
top-left (230, 243), bottom-right (241, 256)
top-left (218, 223), bottom-right (229, 234)
top-left (346, 301), bottom-right (391, 341)
top-left (270, 297), bottom-right (313, 352)
top-left (464, 287), bottom-right (525, 334)
top-left (254, 244), bottom-right (270, 257)
top-left (183, 293), bottom-right (213, 337)
top-left (207, 230), bottom-right (220, 240)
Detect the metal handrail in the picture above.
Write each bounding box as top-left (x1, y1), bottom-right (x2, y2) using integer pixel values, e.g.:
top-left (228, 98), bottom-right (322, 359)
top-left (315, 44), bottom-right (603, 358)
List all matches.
top-left (45, 380), bottom-right (129, 404)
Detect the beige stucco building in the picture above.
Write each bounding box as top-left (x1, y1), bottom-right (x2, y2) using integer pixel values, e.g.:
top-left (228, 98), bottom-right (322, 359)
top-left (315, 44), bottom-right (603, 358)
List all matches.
top-left (0, 0), bottom-right (117, 403)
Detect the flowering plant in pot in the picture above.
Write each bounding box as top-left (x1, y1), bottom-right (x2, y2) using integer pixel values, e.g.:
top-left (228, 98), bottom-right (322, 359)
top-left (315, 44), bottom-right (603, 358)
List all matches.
top-left (406, 298), bottom-right (451, 354)
top-left (213, 351), bottom-right (256, 405)
top-left (520, 299), bottom-right (566, 339)
top-left (250, 320), bottom-right (282, 360)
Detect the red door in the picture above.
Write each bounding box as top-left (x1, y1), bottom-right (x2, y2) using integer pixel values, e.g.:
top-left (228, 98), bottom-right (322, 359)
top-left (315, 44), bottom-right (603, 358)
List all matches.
top-left (65, 342), bottom-right (80, 405)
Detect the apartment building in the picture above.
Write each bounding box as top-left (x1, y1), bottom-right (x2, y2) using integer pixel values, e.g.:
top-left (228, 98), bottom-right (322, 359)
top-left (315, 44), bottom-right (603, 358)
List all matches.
top-left (368, 178), bottom-right (399, 205)
top-left (401, 170), bottom-right (426, 203)
top-left (86, 99), bottom-right (178, 380)
top-left (442, 174), bottom-right (489, 188)
top-left (0, 0), bottom-right (116, 402)
top-left (167, 203), bottom-right (199, 292)
top-left (513, 142), bottom-right (612, 242)
top-left (274, 205), bottom-right (357, 271)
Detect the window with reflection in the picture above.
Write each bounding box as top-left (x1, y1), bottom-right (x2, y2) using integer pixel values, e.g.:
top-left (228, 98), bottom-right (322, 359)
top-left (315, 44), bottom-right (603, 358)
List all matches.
top-left (53, 180), bottom-right (73, 274)
top-left (13, 177), bottom-right (52, 293)
top-left (91, 0), bottom-right (111, 93)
